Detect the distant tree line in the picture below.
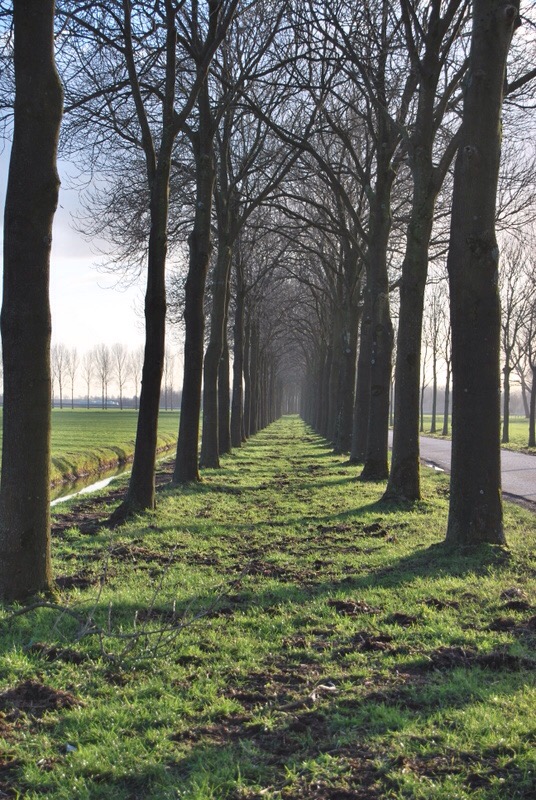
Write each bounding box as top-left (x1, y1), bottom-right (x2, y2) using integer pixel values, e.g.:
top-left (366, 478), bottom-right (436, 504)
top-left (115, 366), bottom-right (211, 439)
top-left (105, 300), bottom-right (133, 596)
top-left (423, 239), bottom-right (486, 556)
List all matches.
top-left (49, 343), bottom-right (179, 411)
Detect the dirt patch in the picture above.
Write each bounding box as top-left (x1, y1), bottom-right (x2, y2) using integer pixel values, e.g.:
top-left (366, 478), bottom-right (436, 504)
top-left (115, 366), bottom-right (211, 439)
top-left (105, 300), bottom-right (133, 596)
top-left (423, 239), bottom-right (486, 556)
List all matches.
top-left (503, 599), bottom-right (532, 611)
top-left (170, 714), bottom-right (249, 746)
top-left (501, 587), bottom-right (528, 602)
top-left (109, 543), bottom-right (173, 565)
top-left (55, 569), bottom-right (101, 590)
top-left (410, 645), bottom-right (534, 672)
top-left (316, 523), bottom-right (354, 534)
top-left (27, 642), bottom-right (87, 665)
top-left (384, 612), bottom-right (419, 627)
top-left (279, 745), bottom-right (384, 799)
top-left (242, 559), bottom-right (315, 583)
top-left (185, 552), bottom-right (221, 567)
top-left (0, 680), bottom-right (82, 719)
top-left (352, 631), bottom-right (395, 652)
top-left (425, 597), bottom-right (460, 610)
top-left (489, 616), bottom-right (518, 631)
top-left (0, 754), bottom-right (21, 799)
top-left (395, 745), bottom-right (526, 791)
top-left (327, 599), bottom-right (381, 616)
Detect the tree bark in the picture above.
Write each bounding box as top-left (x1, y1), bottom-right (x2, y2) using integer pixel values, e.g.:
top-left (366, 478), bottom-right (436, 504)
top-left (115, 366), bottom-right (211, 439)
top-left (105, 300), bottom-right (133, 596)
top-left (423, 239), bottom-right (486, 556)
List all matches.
top-left (111, 0), bottom-right (177, 520)
top-left (384, 220), bottom-right (431, 498)
top-left (0, 0), bottom-right (62, 601)
top-left (360, 177), bottom-right (394, 480)
top-left (120, 161), bottom-right (169, 510)
top-left (442, 362), bottom-right (451, 436)
top-left (445, 0), bottom-right (518, 546)
top-left (249, 322), bottom-right (260, 436)
top-left (174, 86), bottom-right (215, 484)
top-left (231, 279), bottom-right (245, 447)
top-left (200, 241), bottom-right (232, 468)
top-left (243, 315), bottom-right (252, 438)
top-left (529, 368), bottom-right (536, 447)
top-left (350, 295), bottom-right (372, 463)
top-left (218, 335), bottom-right (232, 454)
top-left (501, 364), bottom-right (511, 443)
top-left (327, 311), bottom-right (343, 443)
top-left (335, 299), bottom-right (360, 453)
top-left (430, 348), bottom-right (438, 433)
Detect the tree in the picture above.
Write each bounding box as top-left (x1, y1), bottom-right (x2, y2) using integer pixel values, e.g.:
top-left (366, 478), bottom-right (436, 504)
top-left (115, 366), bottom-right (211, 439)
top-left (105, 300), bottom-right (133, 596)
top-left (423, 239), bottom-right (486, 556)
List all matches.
top-left (445, 0), bottom-right (520, 546)
top-left (384, 0), bottom-right (470, 501)
top-left (499, 239), bottom-right (529, 443)
top-left (51, 342), bottom-right (68, 409)
top-left (81, 350), bottom-right (93, 409)
top-left (111, 342), bottom-right (130, 410)
top-left (65, 347), bottom-right (79, 409)
top-left (424, 285), bottom-right (443, 434)
top-left (93, 343), bottom-right (112, 410)
top-left (60, 0), bottom-right (239, 518)
top-left (163, 347), bottom-right (175, 410)
top-left (0, 0), bottom-right (63, 601)
top-left (130, 346), bottom-right (144, 411)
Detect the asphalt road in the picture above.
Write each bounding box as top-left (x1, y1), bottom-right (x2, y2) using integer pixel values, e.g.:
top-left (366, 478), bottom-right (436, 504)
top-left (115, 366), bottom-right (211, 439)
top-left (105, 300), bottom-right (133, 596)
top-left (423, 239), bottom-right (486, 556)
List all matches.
top-left (387, 432), bottom-right (536, 506)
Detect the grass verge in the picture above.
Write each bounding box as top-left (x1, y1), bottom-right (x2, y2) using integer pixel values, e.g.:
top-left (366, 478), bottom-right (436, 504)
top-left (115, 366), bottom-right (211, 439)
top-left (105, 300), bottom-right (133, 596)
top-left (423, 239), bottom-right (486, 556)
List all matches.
top-left (419, 415), bottom-right (535, 455)
top-left (46, 409), bottom-right (179, 485)
top-left (0, 416), bottom-right (534, 799)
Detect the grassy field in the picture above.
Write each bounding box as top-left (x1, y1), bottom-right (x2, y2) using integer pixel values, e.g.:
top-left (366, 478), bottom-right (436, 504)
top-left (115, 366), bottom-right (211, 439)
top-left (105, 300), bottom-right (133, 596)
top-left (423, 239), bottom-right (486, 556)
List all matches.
top-left (0, 416), bottom-right (534, 799)
top-left (419, 415), bottom-right (535, 453)
top-left (0, 409), bottom-right (180, 485)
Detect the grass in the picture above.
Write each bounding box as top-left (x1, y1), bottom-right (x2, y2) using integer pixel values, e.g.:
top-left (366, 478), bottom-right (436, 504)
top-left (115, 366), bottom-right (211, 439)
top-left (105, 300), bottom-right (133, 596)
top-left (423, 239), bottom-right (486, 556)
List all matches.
top-left (0, 416), bottom-right (535, 799)
top-left (419, 414), bottom-right (535, 454)
top-left (44, 409), bottom-right (178, 485)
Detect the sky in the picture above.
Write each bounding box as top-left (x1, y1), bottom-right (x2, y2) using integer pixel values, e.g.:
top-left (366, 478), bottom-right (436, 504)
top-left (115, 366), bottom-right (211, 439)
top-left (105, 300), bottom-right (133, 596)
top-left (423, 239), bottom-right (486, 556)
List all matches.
top-left (0, 147), bottom-right (147, 356)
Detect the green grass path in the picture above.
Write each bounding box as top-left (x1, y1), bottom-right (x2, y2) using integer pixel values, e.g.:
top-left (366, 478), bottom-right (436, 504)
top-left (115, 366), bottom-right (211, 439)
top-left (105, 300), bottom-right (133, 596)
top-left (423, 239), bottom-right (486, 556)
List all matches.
top-left (0, 416), bottom-right (535, 799)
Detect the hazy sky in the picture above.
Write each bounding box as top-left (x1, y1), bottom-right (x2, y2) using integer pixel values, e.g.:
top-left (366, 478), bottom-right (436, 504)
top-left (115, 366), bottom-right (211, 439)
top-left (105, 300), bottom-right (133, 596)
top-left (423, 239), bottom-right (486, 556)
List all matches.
top-left (0, 147), bottom-right (147, 355)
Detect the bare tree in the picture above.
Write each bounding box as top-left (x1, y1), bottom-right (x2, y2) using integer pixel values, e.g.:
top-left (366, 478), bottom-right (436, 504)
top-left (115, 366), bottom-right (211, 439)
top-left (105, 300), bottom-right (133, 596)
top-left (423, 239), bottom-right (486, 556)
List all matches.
top-left (424, 286), bottom-right (444, 434)
top-left (81, 350), bottom-right (93, 409)
top-left (0, 0), bottom-right (63, 601)
top-left (130, 346), bottom-right (144, 411)
top-left (60, 0), bottom-right (240, 518)
top-left (65, 347), bottom-right (78, 410)
top-left (499, 239), bottom-right (530, 443)
top-left (111, 343), bottom-right (130, 411)
top-left (93, 344), bottom-right (112, 410)
top-left (51, 342), bottom-right (68, 409)
top-left (163, 347), bottom-right (175, 411)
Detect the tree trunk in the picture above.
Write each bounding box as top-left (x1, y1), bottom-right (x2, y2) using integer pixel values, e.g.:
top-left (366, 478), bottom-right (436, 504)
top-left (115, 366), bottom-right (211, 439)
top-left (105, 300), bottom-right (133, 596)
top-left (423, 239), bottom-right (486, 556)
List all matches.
top-left (430, 350), bottom-right (438, 433)
top-left (335, 298), bottom-right (360, 454)
top-left (249, 322), bottom-right (260, 436)
top-left (502, 364), bottom-right (511, 443)
top-left (243, 316), bottom-right (252, 438)
top-left (0, 0), bottom-right (62, 601)
top-left (360, 183), bottom-right (394, 480)
top-left (520, 376), bottom-right (530, 418)
top-left (231, 283), bottom-right (245, 447)
top-left (445, 0), bottom-right (518, 546)
top-left (200, 241), bottom-right (232, 468)
top-left (442, 362), bottom-right (451, 436)
top-left (350, 295), bottom-right (372, 463)
top-left (111, 130), bottom-right (174, 517)
top-left (529, 368), bottom-right (536, 447)
top-left (174, 91), bottom-right (215, 484)
top-left (218, 336), bottom-right (231, 454)
top-left (384, 209), bottom-right (433, 500)
top-left (327, 313), bottom-right (342, 444)
top-left (319, 345), bottom-right (332, 438)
